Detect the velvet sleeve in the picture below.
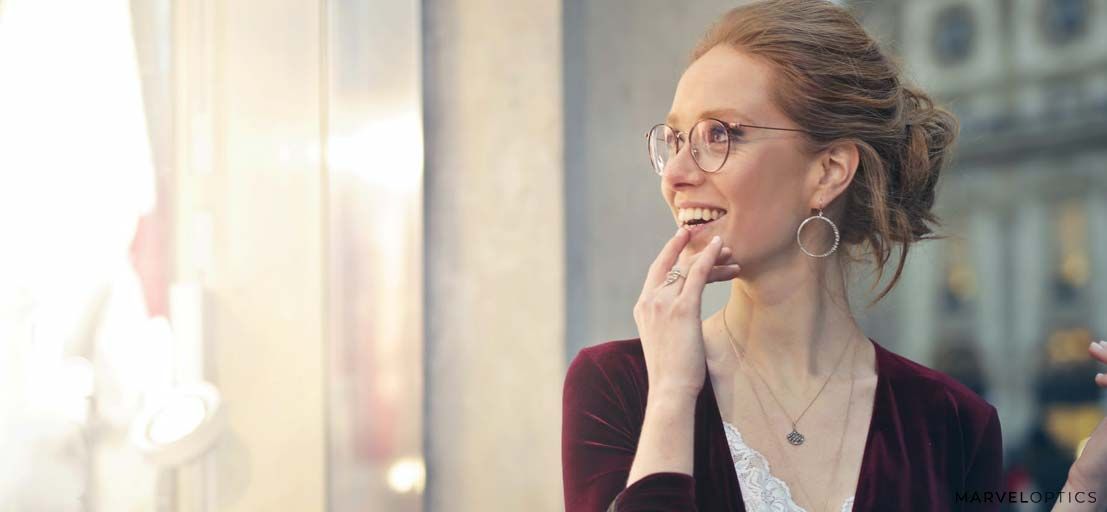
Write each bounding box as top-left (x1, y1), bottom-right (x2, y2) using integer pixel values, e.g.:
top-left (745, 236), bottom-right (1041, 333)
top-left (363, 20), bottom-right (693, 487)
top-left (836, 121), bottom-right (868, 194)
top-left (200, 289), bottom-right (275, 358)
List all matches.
top-left (562, 348), bottom-right (698, 511)
top-left (962, 405), bottom-right (1004, 511)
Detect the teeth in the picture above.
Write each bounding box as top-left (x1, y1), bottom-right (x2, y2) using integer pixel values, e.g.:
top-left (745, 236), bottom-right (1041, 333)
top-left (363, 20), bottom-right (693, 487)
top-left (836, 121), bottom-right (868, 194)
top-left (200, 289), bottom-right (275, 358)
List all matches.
top-left (677, 207), bottom-right (726, 224)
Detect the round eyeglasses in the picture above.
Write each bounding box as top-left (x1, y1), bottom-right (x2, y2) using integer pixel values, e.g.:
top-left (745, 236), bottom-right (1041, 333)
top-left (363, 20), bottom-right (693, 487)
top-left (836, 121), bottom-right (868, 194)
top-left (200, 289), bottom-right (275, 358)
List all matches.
top-left (644, 118), bottom-right (811, 175)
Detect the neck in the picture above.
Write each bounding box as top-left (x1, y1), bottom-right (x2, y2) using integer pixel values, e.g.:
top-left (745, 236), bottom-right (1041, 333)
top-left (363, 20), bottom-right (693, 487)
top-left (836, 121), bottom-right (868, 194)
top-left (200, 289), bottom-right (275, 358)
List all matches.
top-left (704, 252), bottom-right (865, 394)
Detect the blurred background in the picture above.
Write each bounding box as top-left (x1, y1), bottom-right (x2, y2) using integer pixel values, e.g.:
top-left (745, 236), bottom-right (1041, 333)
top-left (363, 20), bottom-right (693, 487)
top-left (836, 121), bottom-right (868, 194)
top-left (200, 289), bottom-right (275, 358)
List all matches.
top-left (0, 0), bottom-right (1104, 511)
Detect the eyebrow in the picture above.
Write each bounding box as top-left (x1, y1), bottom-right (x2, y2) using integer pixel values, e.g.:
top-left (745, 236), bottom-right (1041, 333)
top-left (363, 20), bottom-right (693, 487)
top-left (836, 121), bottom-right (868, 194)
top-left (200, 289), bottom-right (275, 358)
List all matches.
top-left (666, 108), bottom-right (755, 129)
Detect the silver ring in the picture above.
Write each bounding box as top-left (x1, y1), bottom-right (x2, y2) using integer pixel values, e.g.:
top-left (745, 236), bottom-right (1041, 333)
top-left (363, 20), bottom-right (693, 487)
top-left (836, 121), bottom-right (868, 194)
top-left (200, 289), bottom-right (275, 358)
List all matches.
top-left (664, 267), bottom-right (686, 286)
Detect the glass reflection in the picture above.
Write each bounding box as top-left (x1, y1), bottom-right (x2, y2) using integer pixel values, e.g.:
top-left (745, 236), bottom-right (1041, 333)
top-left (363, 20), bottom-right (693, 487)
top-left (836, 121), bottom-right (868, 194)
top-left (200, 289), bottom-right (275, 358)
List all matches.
top-left (326, 0), bottom-right (423, 511)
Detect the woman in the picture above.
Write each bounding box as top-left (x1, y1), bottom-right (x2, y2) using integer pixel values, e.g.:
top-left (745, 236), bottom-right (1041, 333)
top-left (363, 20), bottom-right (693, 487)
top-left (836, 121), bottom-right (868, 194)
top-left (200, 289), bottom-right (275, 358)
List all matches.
top-left (561, 1), bottom-right (1107, 511)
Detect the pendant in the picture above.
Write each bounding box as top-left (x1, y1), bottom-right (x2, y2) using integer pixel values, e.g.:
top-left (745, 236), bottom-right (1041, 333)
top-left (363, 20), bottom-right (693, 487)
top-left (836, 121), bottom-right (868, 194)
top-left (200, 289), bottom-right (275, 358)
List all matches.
top-left (786, 429), bottom-right (805, 446)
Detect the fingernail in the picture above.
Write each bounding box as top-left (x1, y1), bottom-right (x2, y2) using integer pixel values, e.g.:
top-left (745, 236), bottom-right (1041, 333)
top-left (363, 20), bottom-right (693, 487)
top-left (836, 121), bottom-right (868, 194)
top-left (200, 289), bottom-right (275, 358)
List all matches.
top-left (711, 235), bottom-right (720, 244)
top-left (1098, 373), bottom-right (1104, 379)
top-left (1093, 341), bottom-right (1105, 351)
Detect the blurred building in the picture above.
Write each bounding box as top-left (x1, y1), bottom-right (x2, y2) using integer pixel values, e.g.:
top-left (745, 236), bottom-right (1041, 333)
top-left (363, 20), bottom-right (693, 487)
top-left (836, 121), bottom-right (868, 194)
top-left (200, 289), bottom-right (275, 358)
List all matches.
top-left (851, 0), bottom-right (1107, 504)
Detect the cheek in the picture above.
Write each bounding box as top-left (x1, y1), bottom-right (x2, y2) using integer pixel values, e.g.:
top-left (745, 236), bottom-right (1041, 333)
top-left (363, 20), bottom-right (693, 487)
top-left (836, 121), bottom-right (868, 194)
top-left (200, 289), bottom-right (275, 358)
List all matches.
top-left (727, 202), bottom-right (795, 248)
top-left (723, 158), bottom-right (804, 250)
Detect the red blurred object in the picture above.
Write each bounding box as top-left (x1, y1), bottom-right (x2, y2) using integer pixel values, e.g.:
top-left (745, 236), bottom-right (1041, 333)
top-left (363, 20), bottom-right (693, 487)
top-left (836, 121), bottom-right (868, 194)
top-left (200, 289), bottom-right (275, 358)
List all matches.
top-left (128, 209), bottom-right (169, 318)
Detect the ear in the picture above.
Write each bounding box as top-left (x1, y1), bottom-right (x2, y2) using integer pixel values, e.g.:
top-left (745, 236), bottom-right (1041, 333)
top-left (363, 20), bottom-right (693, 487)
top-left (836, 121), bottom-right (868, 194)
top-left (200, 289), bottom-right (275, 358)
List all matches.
top-left (810, 139), bottom-right (859, 209)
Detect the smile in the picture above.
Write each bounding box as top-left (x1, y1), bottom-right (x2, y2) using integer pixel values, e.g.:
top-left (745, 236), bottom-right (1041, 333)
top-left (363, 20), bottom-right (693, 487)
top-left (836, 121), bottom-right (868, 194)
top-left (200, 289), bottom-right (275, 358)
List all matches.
top-left (678, 207), bottom-right (727, 235)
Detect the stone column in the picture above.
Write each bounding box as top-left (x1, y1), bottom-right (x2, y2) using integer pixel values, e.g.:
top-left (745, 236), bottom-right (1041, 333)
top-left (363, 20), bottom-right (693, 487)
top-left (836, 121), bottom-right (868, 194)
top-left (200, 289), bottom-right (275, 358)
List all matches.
top-left (968, 191), bottom-right (1018, 438)
top-left (422, 1), bottom-right (566, 510)
top-left (1006, 175), bottom-right (1050, 449)
top-left (896, 239), bottom-right (943, 366)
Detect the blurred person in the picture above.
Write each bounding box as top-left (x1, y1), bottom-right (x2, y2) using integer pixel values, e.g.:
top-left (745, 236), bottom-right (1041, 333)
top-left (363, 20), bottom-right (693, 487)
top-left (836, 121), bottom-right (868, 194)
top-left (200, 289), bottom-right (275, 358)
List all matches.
top-left (1004, 338), bottom-right (1107, 512)
top-left (561, 1), bottom-right (1107, 511)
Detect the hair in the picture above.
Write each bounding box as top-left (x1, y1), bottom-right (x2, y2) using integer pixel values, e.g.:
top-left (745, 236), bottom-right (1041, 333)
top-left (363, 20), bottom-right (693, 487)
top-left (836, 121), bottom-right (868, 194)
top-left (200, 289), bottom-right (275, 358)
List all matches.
top-left (691, 0), bottom-right (959, 308)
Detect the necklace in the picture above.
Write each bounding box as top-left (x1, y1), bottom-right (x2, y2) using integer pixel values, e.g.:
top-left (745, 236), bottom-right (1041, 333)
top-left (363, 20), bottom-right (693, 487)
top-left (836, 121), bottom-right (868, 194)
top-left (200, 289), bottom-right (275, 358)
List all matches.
top-left (732, 321), bottom-right (858, 512)
top-left (721, 301), bottom-right (852, 446)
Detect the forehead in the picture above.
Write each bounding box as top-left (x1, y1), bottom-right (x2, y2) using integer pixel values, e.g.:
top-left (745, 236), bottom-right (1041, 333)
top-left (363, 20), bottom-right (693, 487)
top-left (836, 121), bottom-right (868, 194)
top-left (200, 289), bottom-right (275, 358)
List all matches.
top-left (666, 45), bottom-right (777, 130)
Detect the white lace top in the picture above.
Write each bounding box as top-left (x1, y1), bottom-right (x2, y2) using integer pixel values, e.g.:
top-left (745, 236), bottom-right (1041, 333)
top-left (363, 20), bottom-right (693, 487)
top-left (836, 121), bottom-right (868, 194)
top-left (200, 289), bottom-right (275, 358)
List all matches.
top-left (722, 420), bottom-right (855, 512)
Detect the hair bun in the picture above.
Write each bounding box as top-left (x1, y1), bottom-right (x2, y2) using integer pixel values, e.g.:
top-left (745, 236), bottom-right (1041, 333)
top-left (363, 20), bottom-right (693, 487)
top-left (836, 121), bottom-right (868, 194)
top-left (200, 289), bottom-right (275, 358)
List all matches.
top-left (896, 85), bottom-right (959, 241)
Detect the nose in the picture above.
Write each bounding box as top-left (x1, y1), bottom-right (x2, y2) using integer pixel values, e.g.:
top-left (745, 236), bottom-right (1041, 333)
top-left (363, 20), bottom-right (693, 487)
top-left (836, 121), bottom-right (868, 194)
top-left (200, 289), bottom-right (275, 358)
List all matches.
top-left (662, 141), bottom-right (706, 190)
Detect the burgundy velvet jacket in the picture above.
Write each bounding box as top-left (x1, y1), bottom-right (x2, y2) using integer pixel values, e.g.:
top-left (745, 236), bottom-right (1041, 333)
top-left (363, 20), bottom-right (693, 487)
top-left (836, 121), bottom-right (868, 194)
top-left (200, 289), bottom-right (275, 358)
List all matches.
top-left (562, 337), bottom-right (1004, 511)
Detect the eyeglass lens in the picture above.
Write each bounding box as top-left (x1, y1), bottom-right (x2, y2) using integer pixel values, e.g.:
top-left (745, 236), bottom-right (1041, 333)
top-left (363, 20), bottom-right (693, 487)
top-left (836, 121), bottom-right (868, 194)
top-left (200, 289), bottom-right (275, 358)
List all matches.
top-left (647, 119), bottom-right (730, 175)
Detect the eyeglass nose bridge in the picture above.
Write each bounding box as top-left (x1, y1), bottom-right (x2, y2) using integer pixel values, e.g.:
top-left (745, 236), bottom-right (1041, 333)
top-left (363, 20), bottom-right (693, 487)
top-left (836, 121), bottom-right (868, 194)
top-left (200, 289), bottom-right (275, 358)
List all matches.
top-left (644, 124), bottom-right (717, 175)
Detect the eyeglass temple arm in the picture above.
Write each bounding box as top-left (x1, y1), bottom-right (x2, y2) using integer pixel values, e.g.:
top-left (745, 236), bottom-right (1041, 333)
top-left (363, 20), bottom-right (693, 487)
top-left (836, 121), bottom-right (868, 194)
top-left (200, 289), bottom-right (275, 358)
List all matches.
top-left (644, 122), bottom-right (812, 137)
top-left (738, 123), bottom-right (811, 134)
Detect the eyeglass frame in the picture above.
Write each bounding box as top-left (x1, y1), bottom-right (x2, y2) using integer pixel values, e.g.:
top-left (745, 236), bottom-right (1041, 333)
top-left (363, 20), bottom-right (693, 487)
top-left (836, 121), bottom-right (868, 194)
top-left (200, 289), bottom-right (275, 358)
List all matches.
top-left (643, 117), bottom-right (812, 175)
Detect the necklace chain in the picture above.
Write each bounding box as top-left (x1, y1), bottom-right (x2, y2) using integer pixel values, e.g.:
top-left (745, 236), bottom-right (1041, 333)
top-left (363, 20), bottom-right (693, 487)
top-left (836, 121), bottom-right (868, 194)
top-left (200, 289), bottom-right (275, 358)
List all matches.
top-left (720, 302), bottom-right (857, 512)
top-left (721, 301), bottom-right (852, 441)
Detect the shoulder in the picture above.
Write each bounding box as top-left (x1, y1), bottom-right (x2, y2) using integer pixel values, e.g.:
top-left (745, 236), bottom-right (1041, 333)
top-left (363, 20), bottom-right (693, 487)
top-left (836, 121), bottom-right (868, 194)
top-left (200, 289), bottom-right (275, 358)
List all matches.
top-left (564, 338), bottom-right (650, 402)
top-left (562, 338), bottom-right (652, 432)
top-left (571, 337), bottom-right (645, 369)
top-left (874, 340), bottom-right (999, 430)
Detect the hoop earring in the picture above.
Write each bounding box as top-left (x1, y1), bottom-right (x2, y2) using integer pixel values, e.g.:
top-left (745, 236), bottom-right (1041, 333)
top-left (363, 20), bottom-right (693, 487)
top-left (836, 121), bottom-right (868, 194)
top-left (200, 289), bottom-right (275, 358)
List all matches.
top-left (796, 208), bottom-right (840, 258)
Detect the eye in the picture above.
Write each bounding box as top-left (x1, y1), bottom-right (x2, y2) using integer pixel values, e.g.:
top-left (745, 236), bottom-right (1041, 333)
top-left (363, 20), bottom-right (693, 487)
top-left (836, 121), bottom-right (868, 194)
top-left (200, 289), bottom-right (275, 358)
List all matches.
top-left (708, 124), bottom-right (729, 144)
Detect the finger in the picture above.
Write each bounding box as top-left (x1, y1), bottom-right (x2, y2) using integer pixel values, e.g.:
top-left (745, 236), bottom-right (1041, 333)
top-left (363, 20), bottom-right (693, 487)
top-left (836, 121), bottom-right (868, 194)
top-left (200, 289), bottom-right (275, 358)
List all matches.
top-left (717, 246), bottom-right (732, 264)
top-left (643, 228), bottom-right (691, 293)
top-left (680, 235), bottom-right (723, 303)
top-left (656, 245), bottom-right (698, 296)
top-left (676, 238), bottom-right (728, 270)
top-left (1090, 340), bottom-right (1107, 365)
top-left (1091, 341), bottom-right (1107, 388)
top-left (705, 264), bottom-right (742, 284)
top-left (718, 247), bottom-right (738, 267)
top-left (658, 237), bottom-right (730, 296)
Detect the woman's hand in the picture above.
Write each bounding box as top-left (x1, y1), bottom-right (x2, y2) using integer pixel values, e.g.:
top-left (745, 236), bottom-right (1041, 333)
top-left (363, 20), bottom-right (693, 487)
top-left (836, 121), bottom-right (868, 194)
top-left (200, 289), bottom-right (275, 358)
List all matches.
top-left (633, 228), bottom-right (740, 400)
top-left (1062, 341), bottom-right (1107, 502)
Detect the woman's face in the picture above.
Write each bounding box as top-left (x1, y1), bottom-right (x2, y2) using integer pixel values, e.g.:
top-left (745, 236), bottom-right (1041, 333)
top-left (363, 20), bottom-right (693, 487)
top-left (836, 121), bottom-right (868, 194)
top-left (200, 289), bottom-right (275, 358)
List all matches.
top-left (662, 45), bottom-right (819, 267)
